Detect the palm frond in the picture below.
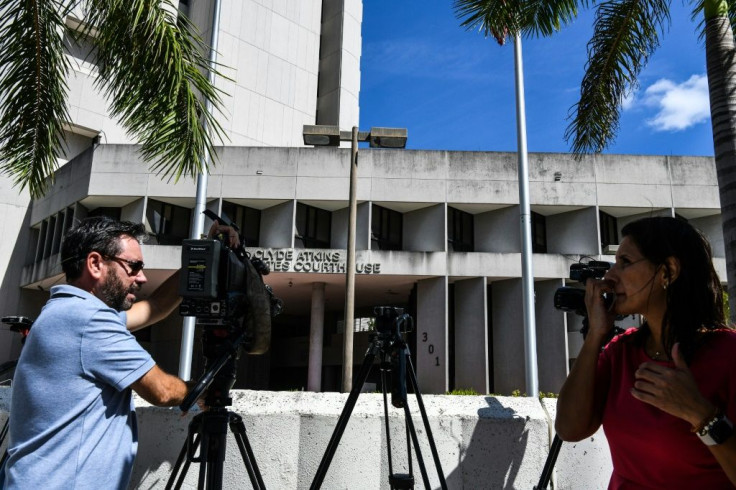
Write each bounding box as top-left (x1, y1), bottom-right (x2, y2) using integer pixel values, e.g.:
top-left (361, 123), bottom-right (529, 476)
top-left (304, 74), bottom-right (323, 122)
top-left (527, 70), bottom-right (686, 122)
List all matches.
top-left (454, 0), bottom-right (583, 44)
top-left (454, 0), bottom-right (524, 45)
top-left (0, 0), bottom-right (72, 197)
top-left (521, 0), bottom-right (582, 36)
top-left (85, 0), bottom-right (226, 180)
top-left (566, 0), bottom-right (670, 154)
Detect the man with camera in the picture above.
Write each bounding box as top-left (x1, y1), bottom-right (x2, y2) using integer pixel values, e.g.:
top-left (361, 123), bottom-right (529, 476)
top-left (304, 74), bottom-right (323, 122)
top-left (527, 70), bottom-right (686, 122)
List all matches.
top-left (1, 216), bottom-right (233, 489)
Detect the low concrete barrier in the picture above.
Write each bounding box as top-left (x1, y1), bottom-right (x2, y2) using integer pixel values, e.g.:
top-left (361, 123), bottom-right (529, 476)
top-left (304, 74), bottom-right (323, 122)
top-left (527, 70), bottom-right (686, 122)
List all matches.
top-left (0, 389), bottom-right (611, 489)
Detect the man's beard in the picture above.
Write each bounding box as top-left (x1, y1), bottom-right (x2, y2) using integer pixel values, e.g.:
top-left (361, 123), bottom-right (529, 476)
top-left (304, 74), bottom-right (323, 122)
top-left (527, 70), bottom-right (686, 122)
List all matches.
top-left (99, 272), bottom-right (139, 311)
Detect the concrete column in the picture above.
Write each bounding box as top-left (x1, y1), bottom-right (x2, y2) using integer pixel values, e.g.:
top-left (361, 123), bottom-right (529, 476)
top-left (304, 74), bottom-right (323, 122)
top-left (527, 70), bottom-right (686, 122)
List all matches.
top-left (491, 278), bottom-right (527, 394)
top-left (307, 282), bottom-right (326, 392)
top-left (534, 279), bottom-right (568, 393)
top-left (416, 276), bottom-right (448, 394)
top-left (454, 277), bottom-right (489, 394)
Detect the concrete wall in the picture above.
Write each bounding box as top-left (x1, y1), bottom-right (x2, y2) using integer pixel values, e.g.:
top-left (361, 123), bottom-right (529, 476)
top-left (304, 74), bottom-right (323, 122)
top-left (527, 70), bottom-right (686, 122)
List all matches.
top-left (0, 389), bottom-right (613, 489)
top-left (546, 207), bottom-right (598, 256)
top-left (404, 204), bottom-right (445, 252)
top-left (416, 277), bottom-right (448, 394)
top-left (454, 277), bottom-right (488, 393)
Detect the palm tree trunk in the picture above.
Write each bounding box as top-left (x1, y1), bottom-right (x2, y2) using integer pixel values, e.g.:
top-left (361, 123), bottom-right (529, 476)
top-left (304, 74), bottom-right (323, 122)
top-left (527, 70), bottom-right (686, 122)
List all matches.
top-left (705, 2), bottom-right (736, 321)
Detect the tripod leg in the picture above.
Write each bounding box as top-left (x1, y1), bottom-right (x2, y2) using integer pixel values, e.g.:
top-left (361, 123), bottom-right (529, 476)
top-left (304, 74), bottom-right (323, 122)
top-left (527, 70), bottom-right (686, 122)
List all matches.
top-left (309, 348), bottom-right (377, 490)
top-left (402, 404), bottom-right (431, 489)
top-left (201, 410), bottom-right (230, 490)
top-left (381, 366), bottom-right (395, 478)
top-left (229, 413), bottom-right (266, 490)
top-left (0, 416), bottom-right (8, 468)
top-left (406, 354), bottom-right (448, 490)
top-left (166, 415), bottom-right (204, 490)
top-left (165, 434), bottom-right (197, 490)
top-left (535, 434), bottom-right (563, 489)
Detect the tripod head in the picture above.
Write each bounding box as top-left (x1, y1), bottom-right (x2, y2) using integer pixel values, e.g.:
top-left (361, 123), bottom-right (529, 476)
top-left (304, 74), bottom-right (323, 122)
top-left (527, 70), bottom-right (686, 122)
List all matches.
top-left (372, 306), bottom-right (414, 409)
top-left (372, 306), bottom-right (412, 343)
top-left (2, 316), bottom-right (33, 344)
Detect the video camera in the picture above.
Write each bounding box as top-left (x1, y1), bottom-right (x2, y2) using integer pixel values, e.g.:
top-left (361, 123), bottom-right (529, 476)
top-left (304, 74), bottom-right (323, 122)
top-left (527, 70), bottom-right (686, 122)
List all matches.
top-left (178, 210), bottom-right (282, 409)
top-left (554, 260), bottom-right (612, 316)
top-left (179, 211), bottom-right (282, 353)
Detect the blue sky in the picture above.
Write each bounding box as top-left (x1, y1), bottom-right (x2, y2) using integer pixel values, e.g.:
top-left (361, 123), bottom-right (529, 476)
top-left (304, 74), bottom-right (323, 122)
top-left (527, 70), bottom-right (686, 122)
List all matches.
top-left (359, 1), bottom-right (714, 156)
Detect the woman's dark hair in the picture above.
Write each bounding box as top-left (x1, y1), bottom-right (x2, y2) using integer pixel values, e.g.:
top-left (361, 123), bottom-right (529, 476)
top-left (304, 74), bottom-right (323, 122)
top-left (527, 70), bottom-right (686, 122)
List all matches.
top-left (621, 216), bottom-right (728, 361)
top-left (61, 216), bottom-right (146, 281)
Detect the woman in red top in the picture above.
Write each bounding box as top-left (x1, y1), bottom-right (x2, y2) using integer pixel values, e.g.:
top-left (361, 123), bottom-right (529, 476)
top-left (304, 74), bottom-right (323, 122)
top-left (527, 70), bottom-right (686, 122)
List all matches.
top-left (555, 216), bottom-right (736, 489)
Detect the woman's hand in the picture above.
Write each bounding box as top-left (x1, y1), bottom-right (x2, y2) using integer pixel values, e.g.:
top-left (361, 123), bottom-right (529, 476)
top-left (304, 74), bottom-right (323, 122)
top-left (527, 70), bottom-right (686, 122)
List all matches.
top-left (584, 278), bottom-right (617, 343)
top-left (631, 343), bottom-right (713, 426)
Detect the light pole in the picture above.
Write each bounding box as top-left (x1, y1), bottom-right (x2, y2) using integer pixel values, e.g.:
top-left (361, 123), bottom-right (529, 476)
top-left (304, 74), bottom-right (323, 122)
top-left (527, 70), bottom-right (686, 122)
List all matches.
top-left (303, 125), bottom-right (407, 392)
top-left (178, 0), bottom-right (222, 381)
top-left (513, 34), bottom-right (539, 396)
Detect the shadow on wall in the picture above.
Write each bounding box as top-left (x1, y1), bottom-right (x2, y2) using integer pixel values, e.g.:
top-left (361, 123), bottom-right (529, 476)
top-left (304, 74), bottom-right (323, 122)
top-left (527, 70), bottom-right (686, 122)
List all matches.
top-left (445, 397), bottom-right (531, 489)
top-left (128, 407), bottom-right (191, 488)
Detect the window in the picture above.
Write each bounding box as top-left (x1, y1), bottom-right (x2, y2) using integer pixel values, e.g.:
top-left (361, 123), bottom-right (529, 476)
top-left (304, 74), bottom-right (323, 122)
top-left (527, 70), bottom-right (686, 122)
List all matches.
top-left (43, 218), bottom-right (55, 259)
top-left (146, 199), bottom-right (191, 245)
top-left (448, 207), bottom-right (474, 252)
top-left (599, 211), bottom-right (618, 250)
top-left (372, 205), bottom-right (402, 251)
top-left (221, 201), bottom-right (261, 247)
top-left (296, 203), bottom-right (331, 248)
top-left (36, 221), bottom-right (47, 262)
top-left (531, 211), bottom-right (547, 253)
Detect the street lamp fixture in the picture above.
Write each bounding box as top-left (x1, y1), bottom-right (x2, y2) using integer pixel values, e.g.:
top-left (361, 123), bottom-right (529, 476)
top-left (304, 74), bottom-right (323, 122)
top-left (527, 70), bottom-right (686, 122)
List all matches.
top-left (303, 124), bottom-right (407, 392)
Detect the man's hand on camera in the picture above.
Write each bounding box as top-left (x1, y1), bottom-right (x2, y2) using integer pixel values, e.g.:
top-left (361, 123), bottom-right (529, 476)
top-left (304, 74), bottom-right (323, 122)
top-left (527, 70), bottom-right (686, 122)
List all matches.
top-left (181, 380), bottom-right (208, 416)
top-left (207, 221), bottom-right (240, 249)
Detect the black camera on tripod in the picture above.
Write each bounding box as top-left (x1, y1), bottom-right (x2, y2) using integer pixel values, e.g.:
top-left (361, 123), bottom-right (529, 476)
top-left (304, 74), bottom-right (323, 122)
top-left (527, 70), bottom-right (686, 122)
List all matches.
top-left (553, 260), bottom-right (612, 316)
top-left (373, 306), bottom-right (413, 337)
top-left (177, 211), bottom-right (283, 410)
top-left (168, 212), bottom-right (278, 490)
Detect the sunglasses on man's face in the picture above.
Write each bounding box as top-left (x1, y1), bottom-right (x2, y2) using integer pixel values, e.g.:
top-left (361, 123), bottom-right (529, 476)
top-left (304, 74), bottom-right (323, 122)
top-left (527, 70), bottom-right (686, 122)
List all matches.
top-left (103, 255), bottom-right (145, 275)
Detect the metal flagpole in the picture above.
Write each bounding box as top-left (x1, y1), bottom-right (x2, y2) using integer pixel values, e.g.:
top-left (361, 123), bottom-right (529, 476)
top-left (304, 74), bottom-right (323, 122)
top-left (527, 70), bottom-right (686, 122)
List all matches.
top-left (178, 0), bottom-right (223, 380)
top-left (513, 33), bottom-right (539, 396)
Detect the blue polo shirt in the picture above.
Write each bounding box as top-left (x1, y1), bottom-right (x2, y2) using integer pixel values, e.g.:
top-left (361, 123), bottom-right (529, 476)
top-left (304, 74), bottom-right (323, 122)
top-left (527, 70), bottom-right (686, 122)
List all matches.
top-left (2, 285), bottom-right (155, 489)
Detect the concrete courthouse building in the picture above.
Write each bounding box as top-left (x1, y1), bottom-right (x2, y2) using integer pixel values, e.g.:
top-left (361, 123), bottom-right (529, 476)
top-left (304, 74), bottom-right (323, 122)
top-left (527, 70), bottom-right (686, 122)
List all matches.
top-left (0, 0), bottom-right (725, 398)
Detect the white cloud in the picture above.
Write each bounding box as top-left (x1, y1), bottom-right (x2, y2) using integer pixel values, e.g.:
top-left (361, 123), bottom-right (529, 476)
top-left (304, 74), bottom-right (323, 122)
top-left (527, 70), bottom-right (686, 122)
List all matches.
top-left (640, 74), bottom-right (710, 131)
top-left (621, 88), bottom-right (637, 111)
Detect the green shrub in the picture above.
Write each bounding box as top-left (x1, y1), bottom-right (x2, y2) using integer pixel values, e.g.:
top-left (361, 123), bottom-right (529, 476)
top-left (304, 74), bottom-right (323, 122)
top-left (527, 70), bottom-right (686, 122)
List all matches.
top-left (446, 388), bottom-right (480, 395)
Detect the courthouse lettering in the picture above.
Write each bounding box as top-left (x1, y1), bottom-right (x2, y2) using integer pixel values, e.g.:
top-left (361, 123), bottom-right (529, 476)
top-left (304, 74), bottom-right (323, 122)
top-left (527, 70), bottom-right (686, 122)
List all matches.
top-left (250, 248), bottom-right (381, 274)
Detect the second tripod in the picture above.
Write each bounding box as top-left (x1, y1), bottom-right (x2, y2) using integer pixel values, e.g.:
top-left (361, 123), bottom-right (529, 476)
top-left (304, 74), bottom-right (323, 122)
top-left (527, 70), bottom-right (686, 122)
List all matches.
top-left (310, 307), bottom-right (448, 490)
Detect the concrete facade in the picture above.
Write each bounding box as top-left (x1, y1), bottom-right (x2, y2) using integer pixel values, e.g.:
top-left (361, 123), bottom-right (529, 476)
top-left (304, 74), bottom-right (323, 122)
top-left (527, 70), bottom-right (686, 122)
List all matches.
top-left (1, 145), bottom-right (725, 396)
top-left (0, 388), bottom-right (612, 489)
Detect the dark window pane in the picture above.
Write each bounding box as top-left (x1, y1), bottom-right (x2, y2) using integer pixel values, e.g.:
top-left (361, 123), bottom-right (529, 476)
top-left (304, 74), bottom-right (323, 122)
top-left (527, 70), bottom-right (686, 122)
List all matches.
top-left (146, 199), bottom-right (191, 245)
top-left (531, 212), bottom-right (547, 253)
top-left (448, 207), bottom-right (474, 252)
top-left (221, 201), bottom-right (261, 247)
top-left (372, 205), bottom-right (403, 250)
top-left (599, 211), bottom-right (618, 249)
top-left (296, 203), bottom-right (331, 248)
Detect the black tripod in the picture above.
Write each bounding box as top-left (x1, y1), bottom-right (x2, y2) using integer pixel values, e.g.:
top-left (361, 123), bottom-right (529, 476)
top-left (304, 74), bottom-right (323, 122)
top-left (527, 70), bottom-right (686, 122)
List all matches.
top-left (534, 317), bottom-right (624, 489)
top-left (166, 332), bottom-right (266, 490)
top-left (310, 307), bottom-right (448, 490)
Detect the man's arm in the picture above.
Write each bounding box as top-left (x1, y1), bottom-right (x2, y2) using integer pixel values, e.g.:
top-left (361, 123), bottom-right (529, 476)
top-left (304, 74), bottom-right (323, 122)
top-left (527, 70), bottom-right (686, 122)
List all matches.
top-left (130, 364), bottom-right (188, 406)
top-left (127, 270), bottom-right (182, 331)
